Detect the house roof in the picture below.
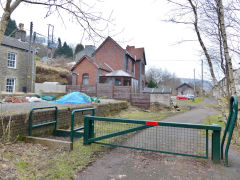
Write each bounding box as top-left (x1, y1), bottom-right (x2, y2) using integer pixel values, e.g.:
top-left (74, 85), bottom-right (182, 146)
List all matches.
top-left (75, 45), bottom-right (96, 61)
top-left (126, 45), bottom-right (146, 65)
top-left (71, 55), bottom-right (112, 72)
top-left (143, 87), bottom-right (172, 94)
top-left (1, 36), bottom-right (32, 51)
top-left (92, 36), bottom-right (125, 56)
top-left (101, 70), bottom-right (133, 77)
top-left (94, 58), bottom-right (113, 72)
top-left (176, 83), bottom-right (193, 90)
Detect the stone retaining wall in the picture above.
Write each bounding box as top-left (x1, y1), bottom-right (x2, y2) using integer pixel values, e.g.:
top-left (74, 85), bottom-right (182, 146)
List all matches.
top-left (0, 101), bottom-right (128, 138)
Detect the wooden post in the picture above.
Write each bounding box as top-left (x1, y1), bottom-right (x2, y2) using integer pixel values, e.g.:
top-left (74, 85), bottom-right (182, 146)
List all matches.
top-left (112, 85), bottom-right (114, 98)
top-left (129, 86), bottom-right (132, 103)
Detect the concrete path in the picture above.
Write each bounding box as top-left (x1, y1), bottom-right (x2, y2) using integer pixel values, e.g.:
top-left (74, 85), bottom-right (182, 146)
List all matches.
top-left (77, 105), bottom-right (240, 180)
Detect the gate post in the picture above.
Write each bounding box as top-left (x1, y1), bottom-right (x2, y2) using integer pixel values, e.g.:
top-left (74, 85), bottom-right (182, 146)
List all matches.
top-left (84, 118), bottom-right (90, 145)
top-left (212, 127), bottom-right (221, 163)
top-left (89, 109), bottom-right (95, 139)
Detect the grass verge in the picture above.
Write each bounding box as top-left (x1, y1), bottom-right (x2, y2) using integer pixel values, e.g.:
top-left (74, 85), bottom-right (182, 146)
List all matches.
top-left (189, 97), bottom-right (205, 104)
top-left (203, 114), bottom-right (225, 128)
top-left (1, 108), bottom-right (180, 180)
top-left (202, 113), bottom-right (240, 147)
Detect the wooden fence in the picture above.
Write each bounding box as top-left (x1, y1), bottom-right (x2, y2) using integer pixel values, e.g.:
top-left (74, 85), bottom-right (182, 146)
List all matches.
top-left (66, 84), bottom-right (150, 109)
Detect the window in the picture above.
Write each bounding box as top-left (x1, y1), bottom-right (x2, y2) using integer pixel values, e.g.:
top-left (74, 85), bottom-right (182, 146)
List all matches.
top-left (8, 52), bottom-right (17, 68)
top-left (6, 78), bottom-right (15, 92)
top-left (141, 63), bottom-right (145, 74)
top-left (132, 61), bottom-right (135, 73)
top-left (82, 73), bottom-right (89, 85)
top-left (126, 58), bottom-right (129, 71)
top-left (115, 78), bottom-right (122, 86)
top-left (124, 78), bottom-right (131, 86)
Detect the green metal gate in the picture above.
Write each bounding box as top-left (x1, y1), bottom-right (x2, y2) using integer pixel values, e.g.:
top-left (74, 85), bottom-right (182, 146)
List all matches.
top-left (84, 116), bottom-right (221, 162)
top-left (84, 96), bottom-right (238, 164)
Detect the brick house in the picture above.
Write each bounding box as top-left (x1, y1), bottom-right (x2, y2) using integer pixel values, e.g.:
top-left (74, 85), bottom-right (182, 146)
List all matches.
top-left (71, 36), bottom-right (147, 91)
top-left (0, 24), bottom-right (35, 93)
top-left (71, 55), bottom-right (112, 85)
top-left (212, 68), bottom-right (240, 98)
top-left (126, 45), bottom-right (146, 90)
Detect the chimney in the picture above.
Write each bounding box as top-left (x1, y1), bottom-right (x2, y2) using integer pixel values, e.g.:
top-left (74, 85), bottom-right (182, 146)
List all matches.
top-left (126, 45), bottom-right (135, 51)
top-left (15, 23), bottom-right (26, 42)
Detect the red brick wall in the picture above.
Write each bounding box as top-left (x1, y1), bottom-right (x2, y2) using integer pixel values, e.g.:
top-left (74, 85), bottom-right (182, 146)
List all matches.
top-left (135, 61), bottom-right (139, 79)
top-left (94, 38), bottom-right (124, 71)
top-left (0, 102), bottom-right (129, 138)
top-left (73, 58), bottom-right (98, 85)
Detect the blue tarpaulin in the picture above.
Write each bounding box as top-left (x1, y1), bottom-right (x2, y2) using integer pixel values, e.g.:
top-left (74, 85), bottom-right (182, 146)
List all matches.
top-left (40, 95), bottom-right (56, 101)
top-left (55, 92), bottom-right (91, 104)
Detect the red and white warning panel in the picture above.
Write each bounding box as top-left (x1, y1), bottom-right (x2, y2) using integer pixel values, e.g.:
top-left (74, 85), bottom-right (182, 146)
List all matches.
top-left (146, 121), bottom-right (158, 126)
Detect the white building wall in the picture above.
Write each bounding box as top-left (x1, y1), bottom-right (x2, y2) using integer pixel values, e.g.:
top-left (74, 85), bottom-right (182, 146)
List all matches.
top-left (35, 83), bottom-right (66, 93)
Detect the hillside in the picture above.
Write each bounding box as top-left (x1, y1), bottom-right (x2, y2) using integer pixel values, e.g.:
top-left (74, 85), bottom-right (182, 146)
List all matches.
top-left (36, 61), bottom-right (72, 85)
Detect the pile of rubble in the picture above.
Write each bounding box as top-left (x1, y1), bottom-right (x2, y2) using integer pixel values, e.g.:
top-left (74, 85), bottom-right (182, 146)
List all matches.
top-left (4, 96), bottom-right (28, 103)
top-left (2, 96), bottom-right (44, 103)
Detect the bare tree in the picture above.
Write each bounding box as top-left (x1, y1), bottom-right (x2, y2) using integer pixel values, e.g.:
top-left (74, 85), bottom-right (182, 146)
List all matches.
top-left (146, 67), bottom-right (181, 89)
top-left (165, 0), bottom-right (239, 122)
top-left (0, 0), bottom-right (111, 42)
top-left (217, 0), bottom-right (237, 95)
top-left (166, 0), bottom-right (237, 96)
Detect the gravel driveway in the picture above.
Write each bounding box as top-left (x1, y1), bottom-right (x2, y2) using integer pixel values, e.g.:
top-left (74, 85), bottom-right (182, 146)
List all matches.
top-left (77, 104), bottom-right (240, 180)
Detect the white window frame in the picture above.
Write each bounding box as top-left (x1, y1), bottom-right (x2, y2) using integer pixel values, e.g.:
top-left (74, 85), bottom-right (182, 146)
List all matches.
top-left (6, 78), bottom-right (16, 93)
top-left (7, 52), bottom-right (17, 69)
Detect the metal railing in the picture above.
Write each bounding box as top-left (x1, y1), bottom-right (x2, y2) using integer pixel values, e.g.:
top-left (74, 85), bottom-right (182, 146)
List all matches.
top-left (29, 106), bottom-right (58, 136)
top-left (221, 96), bottom-right (238, 166)
top-left (70, 108), bottom-right (95, 143)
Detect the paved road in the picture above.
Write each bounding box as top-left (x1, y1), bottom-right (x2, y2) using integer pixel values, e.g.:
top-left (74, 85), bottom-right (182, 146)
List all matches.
top-left (0, 99), bottom-right (116, 113)
top-left (76, 104), bottom-right (240, 180)
top-left (200, 97), bottom-right (218, 105)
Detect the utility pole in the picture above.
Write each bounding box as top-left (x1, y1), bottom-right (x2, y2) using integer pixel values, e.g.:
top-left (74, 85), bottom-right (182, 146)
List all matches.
top-left (46, 24), bottom-right (54, 59)
top-left (194, 68), bottom-right (196, 95)
top-left (30, 32), bottom-right (36, 92)
top-left (201, 60), bottom-right (204, 96)
top-left (27, 22), bottom-right (33, 93)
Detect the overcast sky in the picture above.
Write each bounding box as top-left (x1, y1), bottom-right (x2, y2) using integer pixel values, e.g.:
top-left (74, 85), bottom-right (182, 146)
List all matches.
top-left (1, 0), bottom-right (228, 80)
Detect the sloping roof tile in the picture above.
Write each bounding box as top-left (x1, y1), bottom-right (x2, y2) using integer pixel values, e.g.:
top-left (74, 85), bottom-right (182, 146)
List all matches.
top-left (126, 45), bottom-right (144, 60)
top-left (71, 55), bottom-right (112, 72)
top-left (1, 36), bottom-right (32, 51)
top-left (93, 59), bottom-right (112, 72)
top-left (93, 36), bottom-right (124, 56)
top-left (143, 88), bottom-right (172, 94)
top-left (102, 70), bottom-right (132, 77)
top-left (176, 83), bottom-right (193, 90)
